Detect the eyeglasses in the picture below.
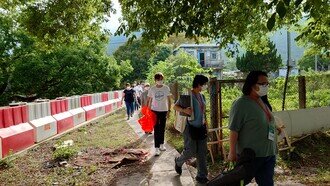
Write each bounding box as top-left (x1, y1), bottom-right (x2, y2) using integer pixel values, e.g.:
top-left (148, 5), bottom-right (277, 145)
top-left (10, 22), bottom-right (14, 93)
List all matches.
top-left (257, 82), bottom-right (270, 87)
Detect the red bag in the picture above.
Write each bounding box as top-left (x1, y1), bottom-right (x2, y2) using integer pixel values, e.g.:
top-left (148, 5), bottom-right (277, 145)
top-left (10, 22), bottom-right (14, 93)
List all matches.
top-left (138, 106), bottom-right (156, 132)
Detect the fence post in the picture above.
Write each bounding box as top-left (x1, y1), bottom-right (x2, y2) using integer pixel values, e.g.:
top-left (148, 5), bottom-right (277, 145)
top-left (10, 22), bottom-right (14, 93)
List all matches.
top-left (170, 82), bottom-right (179, 102)
top-left (298, 76), bottom-right (306, 109)
top-left (210, 78), bottom-right (219, 157)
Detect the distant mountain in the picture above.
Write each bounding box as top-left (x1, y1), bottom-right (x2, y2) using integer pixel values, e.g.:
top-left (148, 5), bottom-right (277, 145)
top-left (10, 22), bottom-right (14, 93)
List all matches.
top-left (107, 35), bottom-right (128, 55)
top-left (107, 29), bottom-right (306, 65)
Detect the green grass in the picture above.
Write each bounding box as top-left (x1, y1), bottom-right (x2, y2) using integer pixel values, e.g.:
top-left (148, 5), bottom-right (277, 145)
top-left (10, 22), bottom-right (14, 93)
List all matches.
top-left (0, 110), bottom-right (140, 186)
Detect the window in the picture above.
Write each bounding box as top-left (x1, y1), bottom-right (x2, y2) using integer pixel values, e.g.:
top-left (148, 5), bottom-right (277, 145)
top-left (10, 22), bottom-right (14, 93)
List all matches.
top-left (187, 51), bottom-right (195, 56)
top-left (211, 52), bottom-right (217, 59)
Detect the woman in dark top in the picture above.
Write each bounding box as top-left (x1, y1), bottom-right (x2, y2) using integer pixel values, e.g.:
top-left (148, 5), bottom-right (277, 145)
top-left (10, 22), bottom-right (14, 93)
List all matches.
top-left (122, 83), bottom-right (136, 120)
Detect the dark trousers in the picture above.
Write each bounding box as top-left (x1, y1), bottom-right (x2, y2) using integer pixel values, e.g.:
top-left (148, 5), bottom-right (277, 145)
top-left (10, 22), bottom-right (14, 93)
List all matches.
top-left (251, 155), bottom-right (276, 186)
top-left (125, 101), bottom-right (134, 116)
top-left (152, 111), bottom-right (167, 148)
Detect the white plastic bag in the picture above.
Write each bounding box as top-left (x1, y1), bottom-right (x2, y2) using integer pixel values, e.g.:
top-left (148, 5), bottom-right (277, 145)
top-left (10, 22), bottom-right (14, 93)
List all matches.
top-left (174, 111), bottom-right (187, 133)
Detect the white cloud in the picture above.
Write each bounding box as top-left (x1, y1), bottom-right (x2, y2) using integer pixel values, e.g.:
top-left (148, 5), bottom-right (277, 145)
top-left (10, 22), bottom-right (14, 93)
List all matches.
top-left (101, 0), bottom-right (122, 34)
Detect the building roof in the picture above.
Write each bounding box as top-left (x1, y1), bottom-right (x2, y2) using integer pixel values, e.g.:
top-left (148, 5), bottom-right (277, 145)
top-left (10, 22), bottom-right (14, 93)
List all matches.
top-left (179, 43), bottom-right (219, 48)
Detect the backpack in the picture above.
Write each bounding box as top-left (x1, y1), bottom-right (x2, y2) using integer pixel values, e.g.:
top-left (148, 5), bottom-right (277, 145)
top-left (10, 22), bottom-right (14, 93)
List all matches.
top-left (207, 148), bottom-right (256, 186)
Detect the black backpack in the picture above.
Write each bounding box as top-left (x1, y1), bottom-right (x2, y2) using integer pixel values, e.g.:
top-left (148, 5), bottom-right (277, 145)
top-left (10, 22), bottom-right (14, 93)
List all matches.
top-left (207, 148), bottom-right (256, 186)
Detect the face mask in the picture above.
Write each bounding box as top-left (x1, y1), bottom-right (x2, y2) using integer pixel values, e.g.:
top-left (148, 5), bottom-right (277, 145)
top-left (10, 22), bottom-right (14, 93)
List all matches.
top-left (202, 85), bottom-right (208, 91)
top-left (145, 87), bottom-right (150, 90)
top-left (156, 80), bottom-right (163, 85)
top-left (256, 85), bottom-right (269, 97)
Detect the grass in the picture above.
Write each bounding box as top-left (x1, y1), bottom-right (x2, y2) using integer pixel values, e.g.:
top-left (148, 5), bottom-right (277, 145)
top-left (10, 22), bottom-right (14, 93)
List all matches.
top-left (0, 110), bottom-right (141, 186)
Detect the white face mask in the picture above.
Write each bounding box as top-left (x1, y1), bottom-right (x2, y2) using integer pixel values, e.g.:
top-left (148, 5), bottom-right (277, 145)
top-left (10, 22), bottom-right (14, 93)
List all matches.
top-left (156, 80), bottom-right (163, 85)
top-left (202, 85), bottom-right (208, 91)
top-left (144, 87), bottom-right (150, 90)
top-left (256, 85), bottom-right (269, 97)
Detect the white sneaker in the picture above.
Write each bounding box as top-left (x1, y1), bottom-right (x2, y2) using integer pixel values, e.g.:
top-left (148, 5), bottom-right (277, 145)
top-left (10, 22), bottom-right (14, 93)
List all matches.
top-left (160, 144), bottom-right (166, 151)
top-left (155, 148), bottom-right (161, 156)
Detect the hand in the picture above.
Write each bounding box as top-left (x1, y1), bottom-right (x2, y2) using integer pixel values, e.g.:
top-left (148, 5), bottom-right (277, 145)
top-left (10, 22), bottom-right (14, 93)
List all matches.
top-left (228, 151), bottom-right (237, 162)
top-left (183, 107), bottom-right (192, 116)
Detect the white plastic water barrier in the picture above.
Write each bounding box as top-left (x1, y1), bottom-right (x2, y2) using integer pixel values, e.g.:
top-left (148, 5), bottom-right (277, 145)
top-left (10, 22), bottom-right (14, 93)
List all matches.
top-left (68, 96), bottom-right (80, 110)
top-left (108, 91), bottom-right (114, 100)
top-left (69, 108), bottom-right (86, 126)
top-left (27, 102), bottom-right (51, 121)
top-left (94, 103), bottom-right (105, 116)
top-left (29, 116), bottom-right (57, 142)
top-left (274, 106), bottom-right (330, 137)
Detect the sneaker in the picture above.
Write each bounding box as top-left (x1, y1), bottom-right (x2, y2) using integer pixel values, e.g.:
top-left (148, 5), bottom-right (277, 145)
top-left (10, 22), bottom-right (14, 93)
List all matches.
top-left (155, 148), bottom-right (161, 156)
top-left (160, 144), bottom-right (166, 151)
top-left (195, 176), bottom-right (209, 184)
top-left (174, 157), bottom-right (182, 175)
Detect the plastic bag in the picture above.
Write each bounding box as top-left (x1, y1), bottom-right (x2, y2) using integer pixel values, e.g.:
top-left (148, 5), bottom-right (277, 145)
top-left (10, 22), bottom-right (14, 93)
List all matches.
top-left (138, 106), bottom-right (157, 132)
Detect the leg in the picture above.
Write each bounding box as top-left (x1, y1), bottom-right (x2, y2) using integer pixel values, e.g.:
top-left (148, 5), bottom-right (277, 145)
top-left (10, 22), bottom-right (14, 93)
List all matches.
top-left (176, 126), bottom-right (197, 167)
top-left (254, 156), bottom-right (276, 186)
top-left (125, 101), bottom-right (130, 117)
top-left (196, 138), bottom-right (208, 178)
top-left (153, 111), bottom-right (161, 148)
top-left (158, 111), bottom-right (167, 145)
top-left (129, 102), bottom-right (134, 116)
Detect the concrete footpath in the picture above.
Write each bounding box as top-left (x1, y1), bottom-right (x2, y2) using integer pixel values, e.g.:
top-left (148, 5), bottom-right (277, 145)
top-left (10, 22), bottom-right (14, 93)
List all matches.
top-left (123, 112), bottom-right (196, 186)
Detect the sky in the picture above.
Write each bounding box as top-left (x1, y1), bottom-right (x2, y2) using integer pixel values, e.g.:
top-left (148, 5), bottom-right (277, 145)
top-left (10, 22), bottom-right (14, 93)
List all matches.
top-left (102, 0), bottom-right (122, 34)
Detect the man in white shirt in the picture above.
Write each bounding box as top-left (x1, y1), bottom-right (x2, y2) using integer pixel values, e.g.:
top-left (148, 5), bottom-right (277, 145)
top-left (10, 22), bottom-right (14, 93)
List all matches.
top-left (147, 72), bottom-right (172, 156)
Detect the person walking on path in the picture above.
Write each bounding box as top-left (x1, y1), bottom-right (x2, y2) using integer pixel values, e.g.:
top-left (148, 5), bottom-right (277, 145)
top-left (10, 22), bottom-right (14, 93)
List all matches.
top-left (173, 75), bottom-right (209, 184)
top-left (147, 72), bottom-right (172, 156)
top-left (228, 71), bottom-right (276, 186)
top-left (133, 82), bottom-right (143, 110)
top-left (122, 83), bottom-right (136, 120)
top-left (140, 83), bottom-right (150, 107)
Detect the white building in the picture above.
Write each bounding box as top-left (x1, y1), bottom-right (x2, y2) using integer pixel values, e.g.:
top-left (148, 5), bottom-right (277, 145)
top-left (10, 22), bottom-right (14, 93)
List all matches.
top-left (174, 44), bottom-right (225, 79)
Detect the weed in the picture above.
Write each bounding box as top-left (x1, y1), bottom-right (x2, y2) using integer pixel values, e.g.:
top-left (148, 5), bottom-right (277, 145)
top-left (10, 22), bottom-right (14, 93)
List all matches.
top-left (0, 150), bottom-right (14, 169)
top-left (53, 146), bottom-right (78, 161)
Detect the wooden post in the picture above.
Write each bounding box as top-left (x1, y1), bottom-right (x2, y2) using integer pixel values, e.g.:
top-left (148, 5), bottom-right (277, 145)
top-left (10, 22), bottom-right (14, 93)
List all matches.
top-left (298, 76), bottom-right (306, 109)
top-left (210, 78), bottom-right (219, 157)
top-left (170, 82), bottom-right (179, 102)
top-left (218, 81), bottom-right (224, 159)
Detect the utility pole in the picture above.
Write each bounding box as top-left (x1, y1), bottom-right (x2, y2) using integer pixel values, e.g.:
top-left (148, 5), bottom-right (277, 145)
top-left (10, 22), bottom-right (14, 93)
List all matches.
top-left (282, 31), bottom-right (291, 111)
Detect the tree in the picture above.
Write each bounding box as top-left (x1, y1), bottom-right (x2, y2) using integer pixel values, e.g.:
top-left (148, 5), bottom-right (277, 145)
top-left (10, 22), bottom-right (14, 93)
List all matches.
top-left (147, 51), bottom-right (208, 91)
top-left (163, 33), bottom-right (209, 48)
top-left (149, 44), bottom-right (173, 65)
top-left (236, 41), bottom-right (282, 73)
top-left (10, 43), bottom-right (126, 100)
top-left (113, 39), bottom-right (153, 82)
top-left (298, 54), bottom-right (330, 71)
top-left (117, 0), bottom-right (329, 55)
top-left (20, 0), bottom-right (114, 47)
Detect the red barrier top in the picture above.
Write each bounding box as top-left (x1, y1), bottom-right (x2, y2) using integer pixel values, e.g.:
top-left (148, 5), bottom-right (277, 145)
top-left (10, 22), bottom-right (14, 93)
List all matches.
top-left (21, 105), bottom-right (28, 123)
top-left (50, 100), bottom-right (57, 115)
top-left (13, 106), bottom-right (23, 125)
top-left (114, 91), bottom-right (119, 99)
top-left (3, 107), bottom-right (14, 128)
top-left (101, 92), bottom-right (109, 102)
top-left (50, 100), bottom-right (69, 115)
top-left (0, 109), bottom-right (4, 129)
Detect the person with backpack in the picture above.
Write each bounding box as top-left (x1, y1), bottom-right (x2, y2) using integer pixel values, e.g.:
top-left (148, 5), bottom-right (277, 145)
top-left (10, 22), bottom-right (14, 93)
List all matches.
top-left (122, 83), bottom-right (136, 120)
top-left (173, 74), bottom-right (209, 184)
